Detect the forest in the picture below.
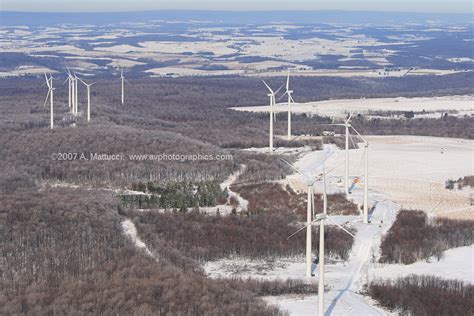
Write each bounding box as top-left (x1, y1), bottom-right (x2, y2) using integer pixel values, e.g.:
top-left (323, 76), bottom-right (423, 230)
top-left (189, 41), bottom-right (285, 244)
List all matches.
top-left (0, 186), bottom-right (321, 315)
top-left (130, 209), bottom-right (354, 265)
top-left (379, 210), bottom-right (473, 264)
top-left (1, 72), bottom-right (473, 314)
top-left (367, 275), bottom-right (473, 316)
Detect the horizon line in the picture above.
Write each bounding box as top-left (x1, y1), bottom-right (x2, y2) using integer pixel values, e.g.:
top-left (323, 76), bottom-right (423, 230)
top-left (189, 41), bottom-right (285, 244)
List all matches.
top-left (1, 9), bottom-right (472, 15)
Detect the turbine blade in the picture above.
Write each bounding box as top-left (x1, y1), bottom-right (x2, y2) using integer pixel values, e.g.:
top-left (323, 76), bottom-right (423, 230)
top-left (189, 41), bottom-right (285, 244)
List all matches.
top-left (262, 80), bottom-right (273, 93)
top-left (280, 159), bottom-right (310, 181)
top-left (277, 91), bottom-right (288, 102)
top-left (289, 94), bottom-right (296, 104)
top-left (43, 90), bottom-right (51, 107)
top-left (325, 216), bottom-right (356, 238)
top-left (77, 77), bottom-right (87, 85)
top-left (287, 224), bottom-right (308, 240)
top-left (44, 73), bottom-right (51, 89)
top-left (348, 131), bottom-right (357, 148)
top-left (274, 83), bottom-right (284, 96)
top-left (350, 125), bottom-right (368, 144)
top-left (287, 213), bottom-right (327, 240)
top-left (286, 69), bottom-right (290, 90)
top-left (345, 112), bottom-right (353, 124)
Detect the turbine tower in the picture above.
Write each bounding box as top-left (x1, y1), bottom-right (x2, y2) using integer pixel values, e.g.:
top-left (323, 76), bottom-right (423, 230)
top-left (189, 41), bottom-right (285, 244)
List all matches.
top-left (280, 69), bottom-right (295, 140)
top-left (67, 72), bottom-right (72, 111)
top-left (324, 114), bottom-right (353, 195)
top-left (344, 114), bottom-right (352, 195)
top-left (65, 69), bottom-right (75, 114)
top-left (72, 72), bottom-right (79, 115)
top-left (78, 78), bottom-right (98, 122)
top-left (121, 68), bottom-right (125, 104)
top-left (262, 81), bottom-right (283, 153)
top-left (349, 125), bottom-right (370, 223)
top-left (306, 178), bottom-right (314, 277)
top-left (321, 118), bottom-right (371, 223)
top-left (283, 160), bottom-right (316, 277)
top-left (43, 73), bottom-right (55, 129)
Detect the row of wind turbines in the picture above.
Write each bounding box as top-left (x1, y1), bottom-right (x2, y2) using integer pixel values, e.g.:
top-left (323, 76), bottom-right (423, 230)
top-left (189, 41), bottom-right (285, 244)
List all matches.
top-left (42, 68), bottom-right (128, 129)
top-left (265, 70), bottom-right (371, 315)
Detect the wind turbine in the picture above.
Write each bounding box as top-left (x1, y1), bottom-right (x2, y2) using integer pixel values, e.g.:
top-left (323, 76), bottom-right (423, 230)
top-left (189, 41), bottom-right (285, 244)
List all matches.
top-left (286, 161), bottom-right (356, 315)
top-left (120, 68), bottom-right (130, 104)
top-left (78, 78), bottom-right (98, 122)
top-left (74, 72), bottom-right (79, 115)
top-left (282, 159), bottom-right (319, 277)
top-left (262, 81), bottom-right (283, 153)
top-left (348, 125), bottom-right (370, 223)
top-left (43, 73), bottom-right (54, 129)
top-left (279, 69), bottom-right (295, 140)
top-left (64, 69), bottom-right (76, 114)
top-left (321, 117), bottom-right (370, 223)
top-left (66, 71), bottom-right (72, 111)
top-left (68, 71), bottom-right (79, 115)
top-left (323, 114), bottom-right (353, 195)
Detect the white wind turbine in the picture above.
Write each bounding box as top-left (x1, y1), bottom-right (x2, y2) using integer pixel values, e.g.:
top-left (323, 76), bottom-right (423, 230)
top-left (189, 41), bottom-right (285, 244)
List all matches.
top-left (120, 68), bottom-right (130, 104)
top-left (286, 161), bottom-right (356, 315)
top-left (322, 117), bottom-right (370, 223)
top-left (282, 159), bottom-right (316, 277)
top-left (66, 71), bottom-right (72, 112)
top-left (262, 81), bottom-right (283, 153)
top-left (64, 69), bottom-right (75, 114)
top-left (43, 73), bottom-right (55, 129)
top-left (323, 114), bottom-right (353, 195)
top-left (348, 125), bottom-right (370, 223)
top-left (279, 69), bottom-right (295, 140)
top-left (69, 71), bottom-right (79, 115)
top-left (78, 78), bottom-right (99, 122)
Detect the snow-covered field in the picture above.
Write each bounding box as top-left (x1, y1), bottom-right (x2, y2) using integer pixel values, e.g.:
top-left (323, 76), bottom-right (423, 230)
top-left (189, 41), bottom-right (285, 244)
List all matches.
top-left (287, 136), bottom-right (473, 219)
top-left (232, 95), bottom-right (474, 119)
top-left (246, 68), bottom-right (465, 78)
top-left (204, 137), bottom-right (472, 315)
top-left (369, 245), bottom-right (474, 283)
top-left (332, 136), bottom-right (473, 219)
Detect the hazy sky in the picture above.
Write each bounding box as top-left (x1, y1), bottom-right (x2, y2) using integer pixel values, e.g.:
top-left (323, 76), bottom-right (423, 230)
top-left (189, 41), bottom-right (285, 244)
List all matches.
top-left (1, 0), bottom-right (472, 13)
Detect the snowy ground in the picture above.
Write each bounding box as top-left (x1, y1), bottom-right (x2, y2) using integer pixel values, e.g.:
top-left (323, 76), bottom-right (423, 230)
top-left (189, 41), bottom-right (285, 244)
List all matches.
top-left (332, 136), bottom-right (473, 220)
top-left (369, 245), bottom-right (474, 283)
top-left (246, 68), bottom-right (466, 78)
top-left (232, 95), bottom-right (474, 120)
top-left (205, 143), bottom-right (400, 315)
top-left (220, 164), bottom-right (249, 212)
top-left (204, 138), bottom-right (472, 315)
top-left (287, 136), bottom-right (473, 219)
top-left (121, 219), bottom-right (155, 259)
